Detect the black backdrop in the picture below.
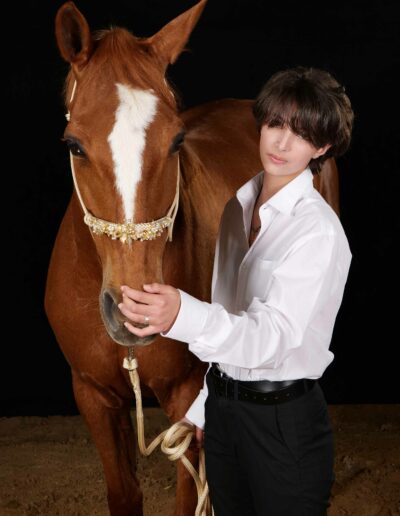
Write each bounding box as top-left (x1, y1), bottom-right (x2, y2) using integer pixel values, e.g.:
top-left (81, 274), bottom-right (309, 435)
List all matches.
top-left (4, 0), bottom-right (399, 416)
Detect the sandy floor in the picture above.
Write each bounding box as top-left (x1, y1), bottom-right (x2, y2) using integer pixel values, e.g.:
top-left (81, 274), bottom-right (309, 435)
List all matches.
top-left (0, 405), bottom-right (399, 516)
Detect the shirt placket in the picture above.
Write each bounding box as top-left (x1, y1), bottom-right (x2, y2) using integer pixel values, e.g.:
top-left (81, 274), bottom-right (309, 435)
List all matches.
top-left (234, 206), bottom-right (275, 310)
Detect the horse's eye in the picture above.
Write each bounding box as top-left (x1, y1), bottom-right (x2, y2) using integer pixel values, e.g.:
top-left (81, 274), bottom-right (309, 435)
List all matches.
top-left (63, 138), bottom-right (86, 158)
top-left (169, 131), bottom-right (185, 154)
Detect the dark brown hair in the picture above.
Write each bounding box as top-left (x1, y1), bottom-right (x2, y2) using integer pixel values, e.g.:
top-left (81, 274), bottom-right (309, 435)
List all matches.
top-left (252, 67), bottom-right (354, 174)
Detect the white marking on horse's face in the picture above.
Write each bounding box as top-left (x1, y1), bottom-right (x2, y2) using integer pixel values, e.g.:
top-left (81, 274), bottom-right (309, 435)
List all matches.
top-left (108, 84), bottom-right (158, 221)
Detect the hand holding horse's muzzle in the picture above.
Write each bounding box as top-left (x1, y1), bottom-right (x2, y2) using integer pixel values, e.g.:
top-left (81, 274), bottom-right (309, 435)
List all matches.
top-left (100, 288), bottom-right (158, 347)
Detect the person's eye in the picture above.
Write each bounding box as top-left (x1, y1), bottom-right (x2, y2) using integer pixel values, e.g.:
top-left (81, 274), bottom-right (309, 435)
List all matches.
top-left (296, 132), bottom-right (309, 141)
top-left (266, 121), bottom-right (283, 129)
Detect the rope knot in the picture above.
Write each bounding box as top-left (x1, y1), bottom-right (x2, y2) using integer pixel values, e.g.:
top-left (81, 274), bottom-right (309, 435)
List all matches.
top-left (123, 357), bottom-right (138, 371)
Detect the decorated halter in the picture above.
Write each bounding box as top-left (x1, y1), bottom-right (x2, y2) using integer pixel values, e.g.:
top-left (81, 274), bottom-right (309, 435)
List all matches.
top-left (65, 81), bottom-right (180, 244)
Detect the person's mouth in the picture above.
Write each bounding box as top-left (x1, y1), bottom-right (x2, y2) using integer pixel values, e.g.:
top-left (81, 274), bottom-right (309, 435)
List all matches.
top-left (268, 153), bottom-right (287, 164)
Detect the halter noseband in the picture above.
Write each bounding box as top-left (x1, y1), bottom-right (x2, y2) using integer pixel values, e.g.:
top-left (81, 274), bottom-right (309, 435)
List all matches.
top-left (65, 80), bottom-right (180, 244)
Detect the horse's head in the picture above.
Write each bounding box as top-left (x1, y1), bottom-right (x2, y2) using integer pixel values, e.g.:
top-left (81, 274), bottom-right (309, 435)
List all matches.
top-left (55, 1), bottom-right (206, 347)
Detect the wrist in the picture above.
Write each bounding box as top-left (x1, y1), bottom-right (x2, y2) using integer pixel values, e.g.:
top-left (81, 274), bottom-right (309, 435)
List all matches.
top-left (164, 291), bottom-right (181, 333)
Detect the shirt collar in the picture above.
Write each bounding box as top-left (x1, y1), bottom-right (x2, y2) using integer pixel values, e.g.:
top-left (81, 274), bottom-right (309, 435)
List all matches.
top-left (236, 167), bottom-right (314, 216)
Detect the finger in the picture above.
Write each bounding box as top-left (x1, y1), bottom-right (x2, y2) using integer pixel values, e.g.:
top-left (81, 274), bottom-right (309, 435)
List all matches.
top-left (119, 294), bottom-right (139, 313)
top-left (196, 428), bottom-right (204, 448)
top-left (142, 283), bottom-right (174, 294)
top-left (121, 285), bottom-right (161, 306)
top-left (119, 307), bottom-right (151, 326)
top-left (120, 286), bottom-right (151, 304)
top-left (124, 320), bottom-right (158, 337)
top-left (119, 296), bottom-right (154, 318)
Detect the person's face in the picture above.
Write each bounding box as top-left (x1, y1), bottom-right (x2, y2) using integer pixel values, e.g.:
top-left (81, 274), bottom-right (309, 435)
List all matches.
top-left (259, 124), bottom-right (330, 178)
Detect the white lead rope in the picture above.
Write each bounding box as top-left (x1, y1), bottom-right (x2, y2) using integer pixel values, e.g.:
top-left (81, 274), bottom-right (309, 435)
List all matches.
top-left (123, 353), bottom-right (213, 516)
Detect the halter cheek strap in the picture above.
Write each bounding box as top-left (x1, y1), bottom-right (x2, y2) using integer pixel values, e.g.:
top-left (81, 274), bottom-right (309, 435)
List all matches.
top-left (65, 80), bottom-right (180, 243)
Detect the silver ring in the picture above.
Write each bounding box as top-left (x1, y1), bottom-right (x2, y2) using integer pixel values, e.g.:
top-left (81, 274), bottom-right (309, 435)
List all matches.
top-left (144, 315), bottom-right (150, 326)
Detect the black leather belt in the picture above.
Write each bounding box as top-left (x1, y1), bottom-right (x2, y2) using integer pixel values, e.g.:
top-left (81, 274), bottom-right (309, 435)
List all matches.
top-left (209, 363), bottom-right (316, 405)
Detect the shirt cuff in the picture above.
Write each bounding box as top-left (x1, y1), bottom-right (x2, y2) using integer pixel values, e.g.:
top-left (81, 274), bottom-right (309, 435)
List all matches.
top-left (184, 388), bottom-right (207, 429)
top-left (161, 289), bottom-right (209, 343)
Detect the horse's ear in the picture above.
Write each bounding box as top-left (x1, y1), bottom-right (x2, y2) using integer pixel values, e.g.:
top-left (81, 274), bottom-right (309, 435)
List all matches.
top-left (147, 0), bottom-right (207, 68)
top-left (55, 1), bottom-right (94, 74)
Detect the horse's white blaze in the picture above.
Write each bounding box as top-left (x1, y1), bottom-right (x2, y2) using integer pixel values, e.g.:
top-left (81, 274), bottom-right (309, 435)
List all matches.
top-left (108, 84), bottom-right (158, 221)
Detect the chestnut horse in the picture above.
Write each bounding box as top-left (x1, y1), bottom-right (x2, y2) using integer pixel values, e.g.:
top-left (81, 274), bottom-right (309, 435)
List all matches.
top-left (45, 1), bottom-right (340, 515)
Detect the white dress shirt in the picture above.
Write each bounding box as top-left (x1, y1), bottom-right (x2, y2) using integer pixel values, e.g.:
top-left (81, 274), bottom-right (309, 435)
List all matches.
top-left (162, 167), bottom-right (352, 428)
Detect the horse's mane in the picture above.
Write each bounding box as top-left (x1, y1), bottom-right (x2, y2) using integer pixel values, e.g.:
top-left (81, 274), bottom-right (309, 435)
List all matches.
top-left (63, 27), bottom-right (181, 111)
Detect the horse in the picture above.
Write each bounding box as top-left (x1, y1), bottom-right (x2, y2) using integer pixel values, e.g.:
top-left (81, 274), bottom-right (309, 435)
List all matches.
top-left (45, 1), bottom-right (340, 514)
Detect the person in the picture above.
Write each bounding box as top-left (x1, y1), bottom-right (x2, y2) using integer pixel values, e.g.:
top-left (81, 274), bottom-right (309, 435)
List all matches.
top-left (118, 66), bottom-right (354, 515)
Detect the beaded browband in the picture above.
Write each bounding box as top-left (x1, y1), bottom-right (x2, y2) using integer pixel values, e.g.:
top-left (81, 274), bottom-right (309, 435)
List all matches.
top-left (66, 81), bottom-right (180, 243)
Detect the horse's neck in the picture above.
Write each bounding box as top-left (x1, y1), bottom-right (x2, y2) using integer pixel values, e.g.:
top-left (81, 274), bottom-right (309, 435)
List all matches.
top-left (163, 101), bottom-right (261, 298)
top-left (162, 155), bottom-right (225, 301)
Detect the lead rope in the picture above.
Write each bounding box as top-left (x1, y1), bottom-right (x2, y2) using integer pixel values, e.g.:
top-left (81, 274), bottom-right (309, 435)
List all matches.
top-left (123, 349), bottom-right (213, 516)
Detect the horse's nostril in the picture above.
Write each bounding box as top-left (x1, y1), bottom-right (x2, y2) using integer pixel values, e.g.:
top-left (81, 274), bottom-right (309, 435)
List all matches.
top-left (102, 290), bottom-right (120, 332)
top-left (101, 288), bottom-right (155, 347)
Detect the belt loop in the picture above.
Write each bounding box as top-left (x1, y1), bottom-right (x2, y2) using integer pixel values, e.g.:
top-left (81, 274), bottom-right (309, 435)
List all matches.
top-left (233, 379), bottom-right (238, 401)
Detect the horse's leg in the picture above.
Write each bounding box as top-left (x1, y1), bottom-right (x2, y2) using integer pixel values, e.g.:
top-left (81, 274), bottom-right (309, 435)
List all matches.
top-left (160, 383), bottom-right (208, 516)
top-left (174, 453), bottom-right (200, 516)
top-left (72, 370), bottom-right (142, 516)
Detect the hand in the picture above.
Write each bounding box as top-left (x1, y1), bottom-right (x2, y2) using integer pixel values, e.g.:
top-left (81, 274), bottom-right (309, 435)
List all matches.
top-left (119, 283), bottom-right (181, 337)
top-left (181, 417), bottom-right (204, 450)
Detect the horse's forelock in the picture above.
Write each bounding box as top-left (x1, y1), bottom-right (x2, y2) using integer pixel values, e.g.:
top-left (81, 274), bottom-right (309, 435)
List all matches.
top-left (63, 27), bottom-right (178, 111)
top-left (62, 26), bottom-right (184, 120)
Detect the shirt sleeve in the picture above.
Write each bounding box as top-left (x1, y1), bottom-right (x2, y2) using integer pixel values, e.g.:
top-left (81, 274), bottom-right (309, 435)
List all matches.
top-left (184, 367), bottom-right (210, 429)
top-left (162, 233), bottom-right (348, 370)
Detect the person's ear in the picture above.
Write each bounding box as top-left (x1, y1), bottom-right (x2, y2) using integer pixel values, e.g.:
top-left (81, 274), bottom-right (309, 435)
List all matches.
top-left (312, 144), bottom-right (331, 159)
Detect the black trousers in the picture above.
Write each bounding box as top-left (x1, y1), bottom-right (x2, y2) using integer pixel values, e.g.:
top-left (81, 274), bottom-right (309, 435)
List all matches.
top-left (204, 371), bottom-right (334, 516)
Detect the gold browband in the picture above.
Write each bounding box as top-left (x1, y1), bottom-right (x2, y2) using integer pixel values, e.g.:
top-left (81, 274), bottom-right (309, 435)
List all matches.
top-left (69, 152), bottom-right (180, 244)
top-left (84, 212), bottom-right (172, 243)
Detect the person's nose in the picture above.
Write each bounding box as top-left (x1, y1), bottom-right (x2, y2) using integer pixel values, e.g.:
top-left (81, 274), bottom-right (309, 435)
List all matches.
top-left (276, 128), bottom-right (293, 151)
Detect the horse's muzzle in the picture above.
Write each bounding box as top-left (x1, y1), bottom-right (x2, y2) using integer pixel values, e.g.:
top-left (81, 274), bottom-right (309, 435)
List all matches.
top-left (100, 289), bottom-right (157, 347)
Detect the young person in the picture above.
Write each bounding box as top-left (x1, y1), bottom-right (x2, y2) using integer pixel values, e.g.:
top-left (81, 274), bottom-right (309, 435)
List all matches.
top-left (119, 66), bottom-right (354, 515)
